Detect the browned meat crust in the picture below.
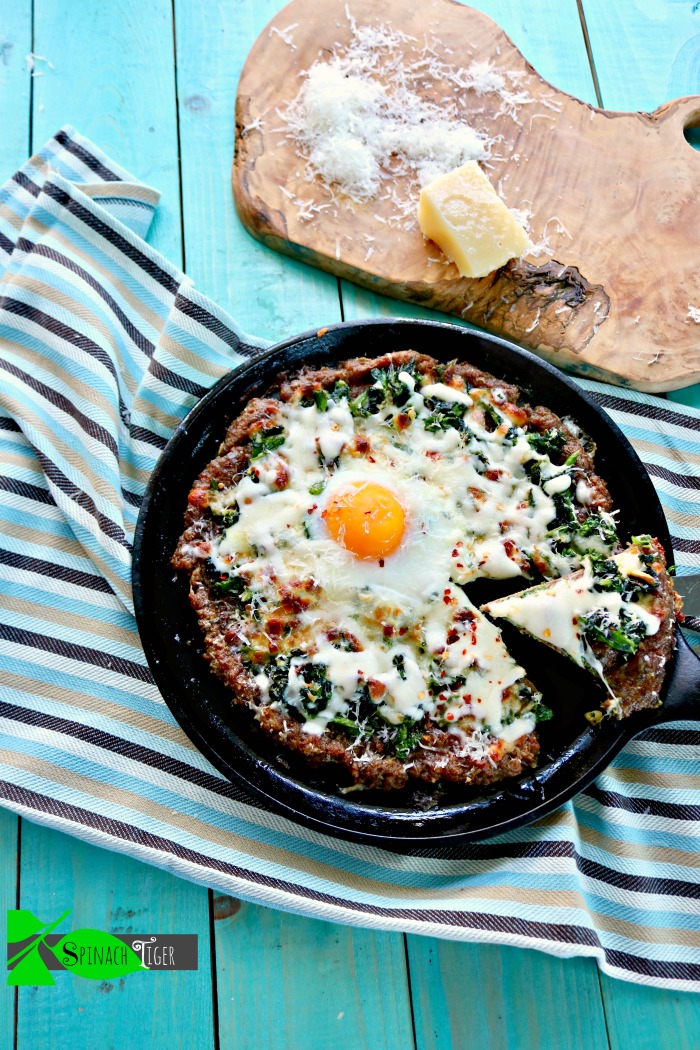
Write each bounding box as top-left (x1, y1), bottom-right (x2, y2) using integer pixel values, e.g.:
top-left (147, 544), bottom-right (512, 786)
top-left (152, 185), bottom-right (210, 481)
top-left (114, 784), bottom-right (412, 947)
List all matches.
top-left (594, 540), bottom-right (681, 717)
top-left (172, 350), bottom-right (621, 791)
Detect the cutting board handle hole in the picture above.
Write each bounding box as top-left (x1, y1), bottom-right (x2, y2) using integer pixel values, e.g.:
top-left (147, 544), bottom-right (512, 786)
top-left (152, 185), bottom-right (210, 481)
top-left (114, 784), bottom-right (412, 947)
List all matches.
top-left (682, 114), bottom-right (700, 152)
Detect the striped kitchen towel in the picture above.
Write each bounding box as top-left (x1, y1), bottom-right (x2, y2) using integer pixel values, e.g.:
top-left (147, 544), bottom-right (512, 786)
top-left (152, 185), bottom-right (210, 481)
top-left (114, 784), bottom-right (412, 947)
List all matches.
top-left (1, 127), bottom-right (699, 992)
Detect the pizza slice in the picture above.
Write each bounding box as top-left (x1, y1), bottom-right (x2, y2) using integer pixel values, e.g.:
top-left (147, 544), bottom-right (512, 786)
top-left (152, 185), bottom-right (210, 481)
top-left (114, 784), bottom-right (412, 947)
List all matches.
top-left (481, 537), bottom-right (682, 718)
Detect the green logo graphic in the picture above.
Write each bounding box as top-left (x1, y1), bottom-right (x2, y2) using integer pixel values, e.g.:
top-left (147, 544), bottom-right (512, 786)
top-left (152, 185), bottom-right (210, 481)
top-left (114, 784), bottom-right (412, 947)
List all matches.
top-left (7, 910), bottom-right (145, 986)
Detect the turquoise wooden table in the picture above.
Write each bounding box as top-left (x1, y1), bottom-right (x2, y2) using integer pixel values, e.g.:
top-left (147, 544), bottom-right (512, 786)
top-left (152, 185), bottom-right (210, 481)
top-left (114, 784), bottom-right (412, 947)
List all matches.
top-left (1, 2), bottom-right (699, 1047)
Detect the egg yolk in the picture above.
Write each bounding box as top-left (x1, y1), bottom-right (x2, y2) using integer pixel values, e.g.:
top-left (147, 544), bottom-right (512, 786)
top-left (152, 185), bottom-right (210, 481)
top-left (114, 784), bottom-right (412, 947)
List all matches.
top-left (323, 482), bottom-right (406, 560)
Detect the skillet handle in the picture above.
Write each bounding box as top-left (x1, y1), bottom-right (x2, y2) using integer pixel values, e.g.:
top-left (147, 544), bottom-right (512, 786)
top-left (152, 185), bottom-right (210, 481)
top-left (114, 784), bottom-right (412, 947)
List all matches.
top-left (660, 629), bottom-right (700, 720)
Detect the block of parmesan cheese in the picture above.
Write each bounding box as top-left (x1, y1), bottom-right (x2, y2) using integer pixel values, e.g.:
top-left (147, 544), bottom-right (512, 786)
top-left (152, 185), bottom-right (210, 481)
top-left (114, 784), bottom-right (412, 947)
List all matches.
top-left (418, 162), bottom-right (532, 278)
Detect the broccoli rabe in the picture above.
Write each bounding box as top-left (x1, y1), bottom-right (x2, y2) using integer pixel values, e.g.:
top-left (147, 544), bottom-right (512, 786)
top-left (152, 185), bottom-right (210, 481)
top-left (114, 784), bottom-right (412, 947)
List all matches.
top-left (250, 426), bottom-right (285, 459)
top-left (527, 428), bottom-right (566, 458)
top-left (581, 607), bottom-right (648, 656)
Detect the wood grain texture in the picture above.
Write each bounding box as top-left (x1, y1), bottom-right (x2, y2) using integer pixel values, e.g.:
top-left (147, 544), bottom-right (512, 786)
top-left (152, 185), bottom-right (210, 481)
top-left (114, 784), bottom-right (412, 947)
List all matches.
top-left (598, 973), bottom-right (700, 1050)
top-left (0, 0), bottom-right (31, 174)
top-left (174, 0), bottom-right (342, 341)
top-left (341, 0), bottom-right (597, 325)
top-left (211, 894), bottom-right (414, 1050)
top-left (31, 0), bottom-right (182, 263)
top-left (1, 809), bottom-right (19, 1045)
top-left (15, 822), bottom-right (215, 1050)
top-left (233, 0), bottom-right (700, 391)
top-left (580, 0), bottom-right (700, 410)
top-left (408, 940), bottom-right (609, 1050)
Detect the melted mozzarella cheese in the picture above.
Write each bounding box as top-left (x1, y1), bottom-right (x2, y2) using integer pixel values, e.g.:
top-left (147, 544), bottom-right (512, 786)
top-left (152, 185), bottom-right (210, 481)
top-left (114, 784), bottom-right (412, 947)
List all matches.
top-left (482, 551), bottom-right (661, 694)
top-left (208, 368), bottom-right (613, 746)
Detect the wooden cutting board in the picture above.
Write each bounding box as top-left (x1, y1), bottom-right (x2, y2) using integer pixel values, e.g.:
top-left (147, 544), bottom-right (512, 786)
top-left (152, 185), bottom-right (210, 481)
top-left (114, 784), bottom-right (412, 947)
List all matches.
top-left (232, 0), bottom-right (700, 392)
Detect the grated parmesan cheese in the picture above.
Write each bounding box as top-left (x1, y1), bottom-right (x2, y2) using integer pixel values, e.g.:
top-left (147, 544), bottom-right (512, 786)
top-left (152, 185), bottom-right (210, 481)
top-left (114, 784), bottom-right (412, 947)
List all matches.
top-left (274, 14), bottom-right (535, 228)
top-left (687, 304), bottom-right (700, 324)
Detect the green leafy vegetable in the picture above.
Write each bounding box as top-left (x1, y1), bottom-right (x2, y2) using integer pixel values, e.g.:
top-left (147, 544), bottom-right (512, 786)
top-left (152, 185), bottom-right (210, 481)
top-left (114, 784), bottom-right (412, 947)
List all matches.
top-left (314, 389), bottom-right (328, 411)
top-left (575, 513), bottom-right (619, 546)
top-left (527, 428), bottom-right (565, 458)
top-left (392, 717), bottom-right (425, 759)
top-left (299, 666), bottom-right (333, 716)
top-left (211, 574), bottom-right (252, 603)
top-left (347, 386), bottom-right (384, 417)
top-left (392, 653), bottom-right (407, 680)
top-left (482, 401), bottom-right (505, 432)
top-left (531, 700), bottom-right (554, 722)
top-left (329, 715), bottom-right (362, 736)
top-left (423, 399), bottom-right (466, 434)
top-left (250, 426), bottom-right (285, 459)
top-left (586, 553), bottom-right (657, 601)
top-left (371, 361), bottom-right (417, 408)
top-left (581, 607), bottom-right (648, 655)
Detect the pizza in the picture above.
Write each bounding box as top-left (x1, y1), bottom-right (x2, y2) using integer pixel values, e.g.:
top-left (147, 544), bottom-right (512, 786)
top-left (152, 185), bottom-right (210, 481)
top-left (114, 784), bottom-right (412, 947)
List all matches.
top-left (482, 538), bottom-right (680, 719)
top-left (172, 351), bottom-right (681, 790)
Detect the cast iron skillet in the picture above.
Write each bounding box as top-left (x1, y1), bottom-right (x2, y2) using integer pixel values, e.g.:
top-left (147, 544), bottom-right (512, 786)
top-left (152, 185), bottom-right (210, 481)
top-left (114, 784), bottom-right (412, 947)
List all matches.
top-left (133, 319), bottom-right (700, 850)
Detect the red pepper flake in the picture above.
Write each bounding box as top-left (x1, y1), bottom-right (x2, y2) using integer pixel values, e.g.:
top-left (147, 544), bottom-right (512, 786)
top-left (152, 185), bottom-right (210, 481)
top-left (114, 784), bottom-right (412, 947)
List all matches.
top-left (446, 628), bottom-right (460, 645)
top-left (399, 626), bottom-right (408, 636)
top-left (378, 558), bottom-right (385, 568)
top-left (368, 678), bottom-right (386, 700)
top-left (451, 549), bottom-right (459, 557)
top-left (446, 712), bottom-right (455, 721)
top-left (382, 624), bottom-right (394, 638)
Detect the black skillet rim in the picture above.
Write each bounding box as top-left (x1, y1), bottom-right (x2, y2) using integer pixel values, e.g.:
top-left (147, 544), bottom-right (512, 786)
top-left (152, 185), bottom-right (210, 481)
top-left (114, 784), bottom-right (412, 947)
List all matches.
top-left (133, 318), bottom-right (690, 850)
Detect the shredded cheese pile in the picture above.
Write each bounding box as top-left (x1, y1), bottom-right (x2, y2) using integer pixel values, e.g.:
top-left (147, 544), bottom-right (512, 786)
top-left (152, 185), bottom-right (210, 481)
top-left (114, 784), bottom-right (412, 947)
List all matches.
top-left (273, 14), bottom-right (537, 230)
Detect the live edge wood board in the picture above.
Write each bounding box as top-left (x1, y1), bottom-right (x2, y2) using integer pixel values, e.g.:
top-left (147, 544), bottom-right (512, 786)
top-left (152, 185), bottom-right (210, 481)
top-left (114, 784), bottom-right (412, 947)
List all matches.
top-left (233, 0), bottom-right (700, 392)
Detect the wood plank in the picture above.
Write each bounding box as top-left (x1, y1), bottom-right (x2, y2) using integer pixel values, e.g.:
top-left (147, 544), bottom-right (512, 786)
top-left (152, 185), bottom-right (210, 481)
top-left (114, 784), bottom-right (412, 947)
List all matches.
top-left (31, 0), bottom-right (183, 263)
top-left (580, 0), bottom-right (700, 409)
top-left (174, 0), bottom-right (342, 342)
top-left (0, 0), bottom-right (32, 174)
top-left (15, 822), bottom-right (215, 1050)
top-left (408, 940), bottom-right (610, 1050)
top-left (342, 0), bottom-right (597, 324)
top-left (598, 974), bottom-right (700, 1050)
top-left (0, 809), bottom-right (19, 1041)
top-left (211, 893), bottom-right (414, 1050)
